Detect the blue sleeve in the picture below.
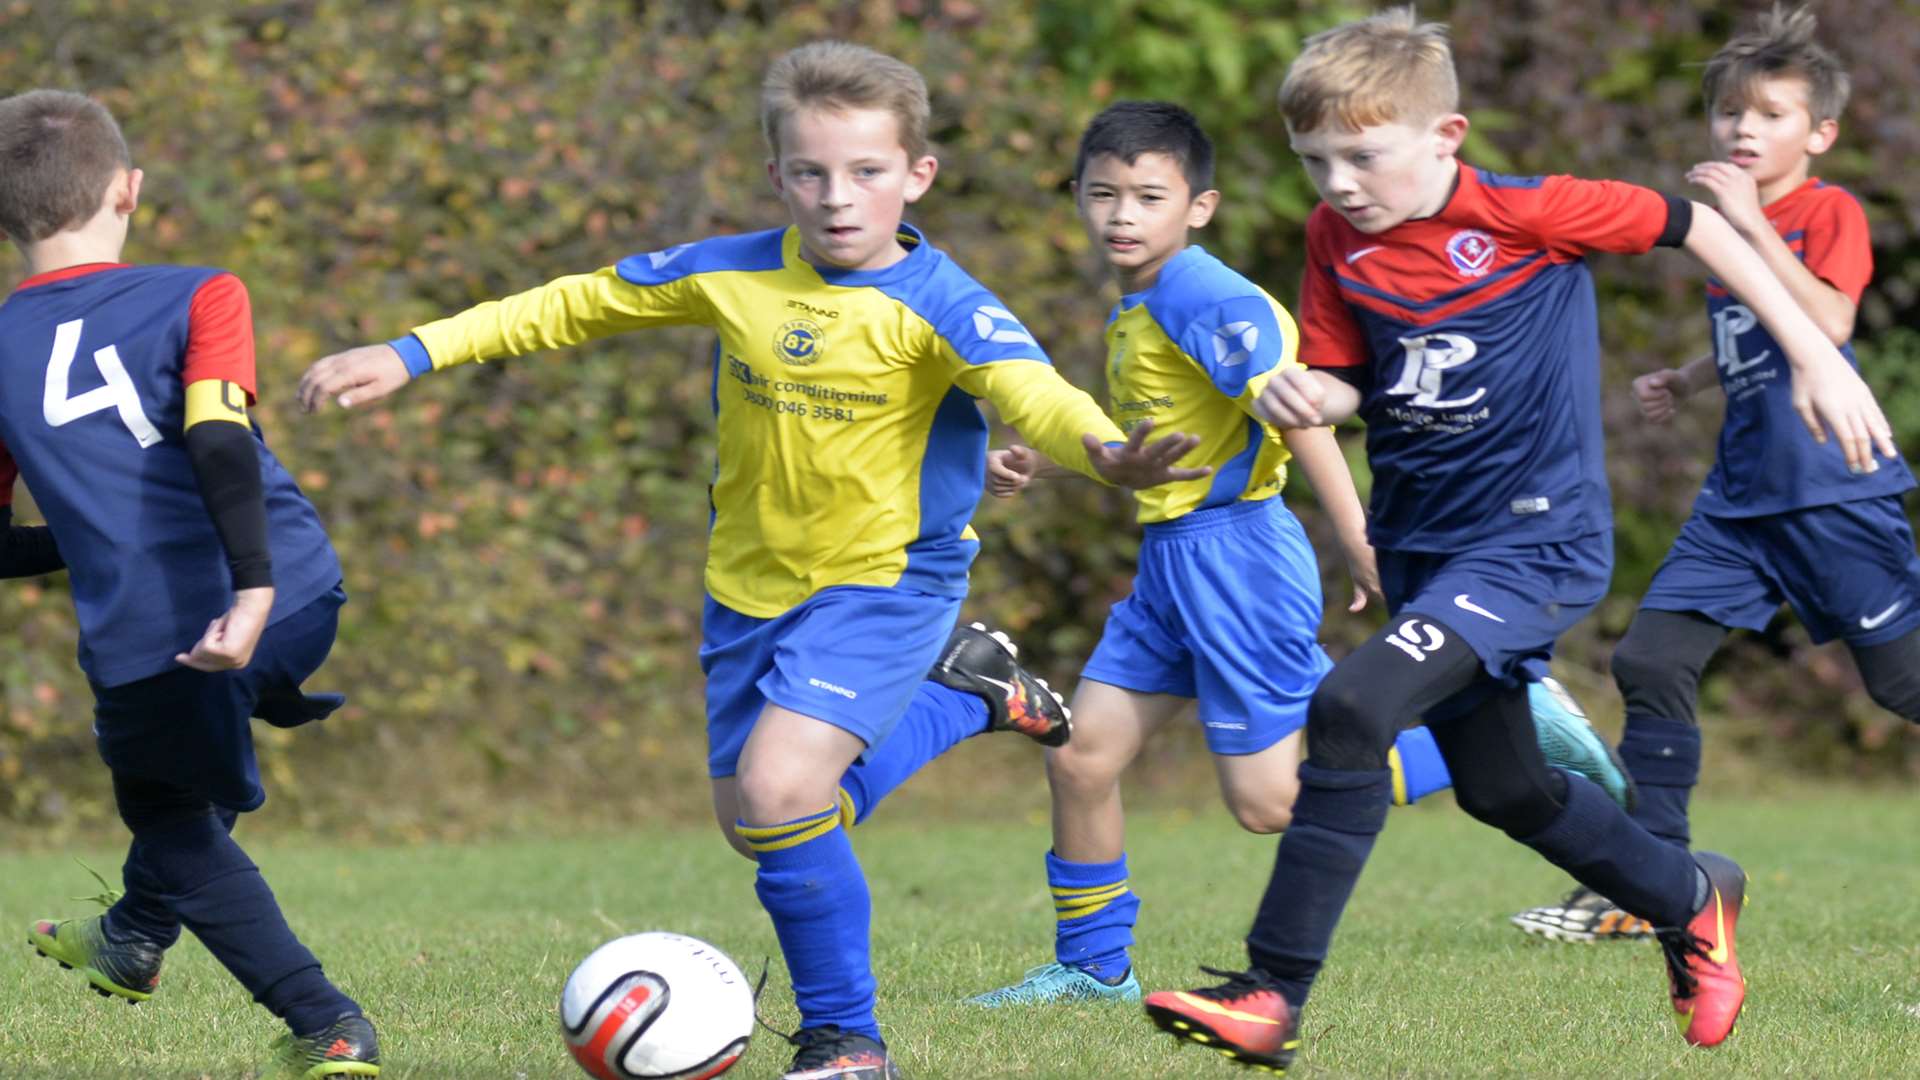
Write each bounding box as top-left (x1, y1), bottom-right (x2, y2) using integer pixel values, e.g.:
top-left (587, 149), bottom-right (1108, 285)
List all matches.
top-left (1175, 295), bottom-right (1292, 399)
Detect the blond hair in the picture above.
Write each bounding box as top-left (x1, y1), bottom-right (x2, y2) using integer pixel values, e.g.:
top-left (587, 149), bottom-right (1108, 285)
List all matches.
top-left (1703, 4), bottom-right (1849, 122)
top-left (1278, 6), bottom-right (1458, 134)
top-left (761, 41), bottom-right (931, 160)
top-left (0, 89), bottom-right (130, 244)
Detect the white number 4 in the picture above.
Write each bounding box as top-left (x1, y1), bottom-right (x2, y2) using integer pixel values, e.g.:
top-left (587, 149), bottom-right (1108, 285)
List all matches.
top-left (44, 319), bottom-right (161, 448)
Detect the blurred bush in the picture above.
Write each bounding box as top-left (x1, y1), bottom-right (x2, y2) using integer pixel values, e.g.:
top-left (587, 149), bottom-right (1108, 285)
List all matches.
top-left (2, 0), bottom-right (1914, 838)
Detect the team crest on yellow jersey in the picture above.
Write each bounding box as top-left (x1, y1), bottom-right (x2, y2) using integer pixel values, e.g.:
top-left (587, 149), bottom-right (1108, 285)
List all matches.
top-left (775, 319), bottom-right (825, 366)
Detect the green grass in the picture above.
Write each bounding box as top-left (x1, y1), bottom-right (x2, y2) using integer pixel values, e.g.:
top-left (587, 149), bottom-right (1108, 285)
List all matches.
top-left (3, 790), bottom-right (1917, 1078)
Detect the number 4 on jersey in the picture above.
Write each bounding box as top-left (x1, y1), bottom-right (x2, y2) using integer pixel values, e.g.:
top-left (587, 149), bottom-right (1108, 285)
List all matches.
top-left (44, 319), bottom-right (162, 448)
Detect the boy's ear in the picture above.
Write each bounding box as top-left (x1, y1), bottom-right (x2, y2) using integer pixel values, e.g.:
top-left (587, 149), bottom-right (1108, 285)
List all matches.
top-left (1808, 117), bottom-right (1839, 155)
top-left (116, 167), bottom-right (143, 215)
top-left (1432, 112), bottom-right (1469, 156)
top-left (901, 153), bottom-right (939, 203)
top-left (766, 157), bottom-right (785, 195)
top-left (1186, 188), bottom-right (1221, 229)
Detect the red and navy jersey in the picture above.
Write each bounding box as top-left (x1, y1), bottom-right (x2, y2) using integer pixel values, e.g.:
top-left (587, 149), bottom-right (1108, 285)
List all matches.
top-left (0, 264), bottom-right (340, 686)
top-left (1697, 178), bottom-right (1913, 516)
top-left (1300, 164), bottom-right (1681, 552)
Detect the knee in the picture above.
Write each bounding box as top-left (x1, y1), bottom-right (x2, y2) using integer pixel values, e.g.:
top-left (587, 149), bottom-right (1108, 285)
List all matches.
top-left (1608, 631), bottom-right (1671, 697)
top-left (1226, 788), bottom-right (1295, 834)
top-left (1863, 670), bottom-right (1920, 723)
top-left (1452, 777), bottom-right (1557, 837)
top-left (734, 762), bottom-right (835, 826)
top-left (1044, 735), bottom-right (1127, 797)
top-left (1305, 676), bottom-right (1395, 771)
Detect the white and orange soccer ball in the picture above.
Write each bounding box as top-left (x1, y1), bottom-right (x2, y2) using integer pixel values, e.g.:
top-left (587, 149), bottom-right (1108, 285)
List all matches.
top-left (560, 932), bottom-right (754, 1080)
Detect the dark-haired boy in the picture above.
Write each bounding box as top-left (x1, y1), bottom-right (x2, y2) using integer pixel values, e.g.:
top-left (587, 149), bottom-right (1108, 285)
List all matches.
top-left (1513, 2), bottom-right (1920, 943)
top-left (1141, 6), bottom-right (1898, 1069)
top-left (0, 90), bottom-right (378, 1078)
top-left (965, 100), bottom-right (1633, 1008)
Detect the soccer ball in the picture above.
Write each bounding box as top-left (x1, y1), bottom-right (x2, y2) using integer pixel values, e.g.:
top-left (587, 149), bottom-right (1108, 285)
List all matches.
top-left (560, 932), bottom-right (754, 1080)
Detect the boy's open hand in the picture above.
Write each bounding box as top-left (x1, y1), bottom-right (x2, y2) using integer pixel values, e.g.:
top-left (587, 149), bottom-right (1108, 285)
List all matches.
top-left (1253, 368), bottom-right (1327, 428)
top-left (1084, 419), bottom-right (1210, 490)
top-left (986, 446), bottom-right (1039, 498)
top-left (176, 586), bottom-right (274, 671)
top-left (298, 344), bottom-right (411, 413)
top-left (1793, 358), bottom-right (1898, 474)
top-left (1342, 541), bottom-right (1383, 614)
top-left (1633, 369), bottom-right (1690, 424)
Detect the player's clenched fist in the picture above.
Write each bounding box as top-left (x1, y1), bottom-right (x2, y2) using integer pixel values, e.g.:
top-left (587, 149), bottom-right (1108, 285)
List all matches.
top-left (986, 446), bottom-right (1039, 498)
top-left (1633, 369), bottom-right (1690, 425)
top-left (1253, 368), bottom-right (1328, 429)
top-left (297, 343), bottom-right (411, 413)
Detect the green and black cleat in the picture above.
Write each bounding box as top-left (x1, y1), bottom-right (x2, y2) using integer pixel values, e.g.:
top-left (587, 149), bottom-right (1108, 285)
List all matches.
top-left (263, 1013), bottom-right (382, 1079)
top-left (28, 913), bottom-right (164, 1003)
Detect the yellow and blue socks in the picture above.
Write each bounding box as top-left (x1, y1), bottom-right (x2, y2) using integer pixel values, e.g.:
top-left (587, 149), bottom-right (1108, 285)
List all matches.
top-left (1388, 726), bottom-right (1452, 805)
top-left (836, 683), bottom-right (988, 826)
top-left (736, 807), bottom-right (879, 1040)
top-left (1617, 715), bottom-right (1700, 849)
top-left (1047, 852), bottom-right (1139, 983)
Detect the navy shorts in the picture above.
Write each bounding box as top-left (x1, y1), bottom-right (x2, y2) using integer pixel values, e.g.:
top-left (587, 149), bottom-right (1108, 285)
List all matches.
top-left (91, 584), bottom-right (345, 814)
top-left (1382, 531), bottom-right (1612, 715)
top-left (1641, 497), bottom-right (1920, 646)
top-left (700, 585), bottom-right (962, 777)
top-left (1081, 499), bottom-right (1332, 755)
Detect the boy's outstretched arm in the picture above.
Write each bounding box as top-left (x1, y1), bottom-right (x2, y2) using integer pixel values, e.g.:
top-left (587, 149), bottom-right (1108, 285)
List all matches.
top-left (961, 363), bottom-right (1207, 490)
top-left (1688, 161), bottom-right (1857, 344)
top-left (1682, 202), bottom-right (1896, 472)
top-left (1278, 424), bottom-right (1380, 613)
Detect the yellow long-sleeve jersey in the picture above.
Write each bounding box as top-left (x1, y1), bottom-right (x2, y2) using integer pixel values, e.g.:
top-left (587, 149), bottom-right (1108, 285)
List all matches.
top-left (394, 224), bottom-right (1126, 617)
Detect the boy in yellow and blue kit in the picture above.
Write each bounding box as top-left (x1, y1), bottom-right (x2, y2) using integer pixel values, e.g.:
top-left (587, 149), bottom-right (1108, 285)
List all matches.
top-left (965, 102), bottom-right (1633, 1008)
top-left (297, 42), bottom-right (1201, 1080)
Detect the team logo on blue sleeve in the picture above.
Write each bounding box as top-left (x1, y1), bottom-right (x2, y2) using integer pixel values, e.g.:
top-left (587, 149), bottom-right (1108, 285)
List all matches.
top-left (971, 305), bottom-right (1038, 347)
top-left (1445, 229), bottom-right (1497, 278)
top-left (1211, 321), bottom-right (1259, 367)
top-left (774, 320), bottom-right (825, 366)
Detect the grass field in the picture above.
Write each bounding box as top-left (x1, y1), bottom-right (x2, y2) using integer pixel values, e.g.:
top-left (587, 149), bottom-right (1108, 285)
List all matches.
top-left (3, 788), bottom-right (1917, 1079)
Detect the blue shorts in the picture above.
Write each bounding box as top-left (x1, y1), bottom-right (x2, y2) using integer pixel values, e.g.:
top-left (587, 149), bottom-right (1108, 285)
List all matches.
top-left (91, 584), bottom-right (345, 814)
top-left (1641, 498), bottom-right (1920, 647)
top-left (1081, 499), bottom-right (1332, 755)
top-left (1383, 532), bottom-right (1612, 714)
top-left (700, 585), bottom-right (963, 777)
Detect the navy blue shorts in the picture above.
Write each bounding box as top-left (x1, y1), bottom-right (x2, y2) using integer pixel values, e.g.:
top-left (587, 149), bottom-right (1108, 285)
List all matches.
top-left (1082, 499), bottom-right (1331, 755)
top-left (699, 585), bottom-right (962, 777)
top-left (91, 584), bottom-right (345, 814)
top-left (1640, 497), bottom-right (1920, 646)
top-left (1382, 531), bottom-right (1612, 707)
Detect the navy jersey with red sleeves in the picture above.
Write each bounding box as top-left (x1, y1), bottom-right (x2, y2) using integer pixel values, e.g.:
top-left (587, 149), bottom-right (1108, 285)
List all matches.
top-left (0, 264), bottom-right (340, 686)
top-left (1697, 178), bottom-right (1914, 516)
top-left (1299, 164), bottom-right (1681, 552)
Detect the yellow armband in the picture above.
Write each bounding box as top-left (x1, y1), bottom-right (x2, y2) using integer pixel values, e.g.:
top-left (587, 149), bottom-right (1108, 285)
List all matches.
top-left (184, 379), bottom-right (250, 430)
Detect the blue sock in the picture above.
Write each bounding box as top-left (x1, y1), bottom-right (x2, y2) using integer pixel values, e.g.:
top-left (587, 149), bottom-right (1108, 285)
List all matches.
top-left (1246, 765), bottom-right (1392, 1008)
top-left (836, 682), bottom-right (986, 825)
top-left (1516, 770), bottom-right (1700, 928)
top-left (1618, 715), bottom-right (1700, 849)
top-left (1388, 726), bottom-right (1452, 804)
top-left (1047, 852), bottom-right (1139, 982)
top-left (118, 809), bottom-right (358, 1035)
top-left (737, 807), bottom-right (878, 1040)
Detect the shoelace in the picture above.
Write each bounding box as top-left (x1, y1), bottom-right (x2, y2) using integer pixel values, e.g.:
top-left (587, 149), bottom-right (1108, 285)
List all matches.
top-left (748, 960), bottom-right (847, 1065)
top-left (71, 858), bottom-right (124, 910)
top-left (1188, 964), bottom-right (1279, 1002)
top-left (1658, 930), bottom-right (1710, 999)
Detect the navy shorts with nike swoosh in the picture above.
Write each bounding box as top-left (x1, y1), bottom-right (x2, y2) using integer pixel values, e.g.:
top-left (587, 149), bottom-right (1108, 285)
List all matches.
top-left (1381, 531), bottom-right (1613, 704)
top-left (699, 585), bottom-right (963, 777)
top-left (1639, 496), bottom-right (1920, 647)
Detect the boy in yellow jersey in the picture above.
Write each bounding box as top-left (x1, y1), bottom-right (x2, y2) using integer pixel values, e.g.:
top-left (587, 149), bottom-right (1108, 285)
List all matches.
top-left (966, 101), bottom-right (1633, 1008)
top-left (297, 42), bottom-right (1201, 1080)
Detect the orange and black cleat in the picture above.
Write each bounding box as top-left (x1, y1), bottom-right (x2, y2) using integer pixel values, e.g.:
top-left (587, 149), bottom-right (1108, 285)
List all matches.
top-left (1657, 851), bottom-right (1747, 1047)
top-left (1144, 966), bottom-right (1300, 1074)
top-left (927, 622), bottom-right (1070, 747)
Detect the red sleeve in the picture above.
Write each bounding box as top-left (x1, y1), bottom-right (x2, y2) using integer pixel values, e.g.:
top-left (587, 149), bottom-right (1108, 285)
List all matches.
top-left (1528, 175), bottom-right (1675, 257)
top-left (0, 439), bottom-right (15, 509)
top-left (1798, 188), bottom-right (1873, 303)
top-left (1298, 210), bottom-right (1371, 369)
top-left (181, 273), bottom-right (258, 399)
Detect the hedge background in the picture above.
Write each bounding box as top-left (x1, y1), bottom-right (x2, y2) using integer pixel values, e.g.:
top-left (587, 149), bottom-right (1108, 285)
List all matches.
top-left (2, 0), bottom-right (1916, 840)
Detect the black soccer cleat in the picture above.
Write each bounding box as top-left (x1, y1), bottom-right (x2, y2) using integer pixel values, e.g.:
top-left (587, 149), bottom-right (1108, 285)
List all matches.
top-left (928, 622), bottom-right (1070, 747)
top-left (782, 1026), bottom-right (903, 1079)
top-left (28, 913), bottom-right (164, 1003)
